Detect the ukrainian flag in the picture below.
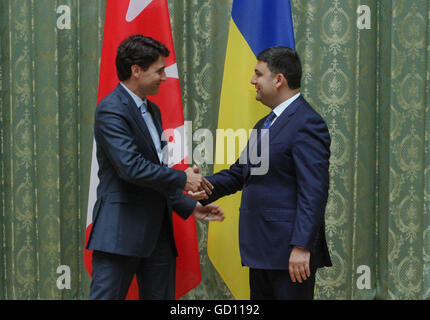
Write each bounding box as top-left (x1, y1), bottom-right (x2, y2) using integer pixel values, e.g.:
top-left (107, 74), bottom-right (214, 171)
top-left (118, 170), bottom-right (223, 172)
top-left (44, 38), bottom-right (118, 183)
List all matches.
top-left (207, 0), bottom-right (296, 299)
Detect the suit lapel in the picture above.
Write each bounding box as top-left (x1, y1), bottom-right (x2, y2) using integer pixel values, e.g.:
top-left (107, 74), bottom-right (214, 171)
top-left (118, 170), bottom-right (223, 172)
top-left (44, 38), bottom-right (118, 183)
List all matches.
top-left (267, 95), bottom-right (303, 141)
top-left (147, 101), bottom-right (167, 150)
top-left (116, 84), bottom-right (160, 162)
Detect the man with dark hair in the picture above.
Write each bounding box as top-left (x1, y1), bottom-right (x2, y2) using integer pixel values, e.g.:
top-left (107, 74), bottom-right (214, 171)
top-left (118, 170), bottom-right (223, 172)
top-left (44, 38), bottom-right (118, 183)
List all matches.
top-left (256, 46), bottom-right (302, 89)
top-left (193, 46), bottom-right (332, 299)
top-left (115, 34), bottom-right (170, 81)
top-left (86, 34), bottom-right (224, 300)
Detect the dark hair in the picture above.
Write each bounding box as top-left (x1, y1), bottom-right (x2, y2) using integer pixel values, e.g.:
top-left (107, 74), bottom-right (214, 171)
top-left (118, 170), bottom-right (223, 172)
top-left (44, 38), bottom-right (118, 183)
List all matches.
top-left (257, 46), bottom-right (302, 89)
top-left (115, 34), bottom-right (170, 81)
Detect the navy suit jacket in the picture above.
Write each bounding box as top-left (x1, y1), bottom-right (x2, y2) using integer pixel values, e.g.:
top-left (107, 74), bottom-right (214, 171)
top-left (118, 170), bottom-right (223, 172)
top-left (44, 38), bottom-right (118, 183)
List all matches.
top-left (86, 84), bottom-right (197, 258)
top-left (202, 95), bottom-right (332, 270)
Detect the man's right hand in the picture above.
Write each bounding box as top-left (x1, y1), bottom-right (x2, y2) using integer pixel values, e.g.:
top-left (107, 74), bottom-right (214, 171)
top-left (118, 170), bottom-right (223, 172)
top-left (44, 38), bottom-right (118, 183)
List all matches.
top-left (192, 202), bottom-right (225, 222)
top-left (185, 165), bottom-right (213, 195)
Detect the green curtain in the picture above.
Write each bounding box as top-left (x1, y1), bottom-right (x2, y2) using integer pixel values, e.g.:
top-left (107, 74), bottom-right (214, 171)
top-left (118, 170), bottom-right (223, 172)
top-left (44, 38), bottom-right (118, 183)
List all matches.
top-left (1, 0), bottom-right (429, 300)
top-left (375, 0), bottom-right (430, 299)
top-left (0, 0), bottom-right (105, 299)
top-left (291, 0), bottom-right (429, 299)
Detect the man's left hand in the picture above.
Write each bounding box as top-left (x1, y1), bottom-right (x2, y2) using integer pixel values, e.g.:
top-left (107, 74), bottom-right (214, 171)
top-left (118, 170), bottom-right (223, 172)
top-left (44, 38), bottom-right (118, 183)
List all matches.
top-left (191, 202), bottom-right (225, 222)
top-left (289, 246), bottom-right (311, 283)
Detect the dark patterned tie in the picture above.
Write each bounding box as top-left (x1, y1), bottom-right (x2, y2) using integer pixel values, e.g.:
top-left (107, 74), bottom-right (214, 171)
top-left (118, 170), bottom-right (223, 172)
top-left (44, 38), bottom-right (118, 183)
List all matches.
top-left (256, 111), bottom-right (276, 152)
top-left (261, 111), bottom-right (276, 130)
top-left (244, 111), bottom-right (277, 181)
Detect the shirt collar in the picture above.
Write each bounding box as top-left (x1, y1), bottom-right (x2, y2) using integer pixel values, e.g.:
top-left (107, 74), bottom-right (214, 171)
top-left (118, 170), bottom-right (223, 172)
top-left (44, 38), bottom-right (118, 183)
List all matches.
top-left (120, 82), bottom-right (147, 110)
top-left (272, 92), bottom-right (301, 118)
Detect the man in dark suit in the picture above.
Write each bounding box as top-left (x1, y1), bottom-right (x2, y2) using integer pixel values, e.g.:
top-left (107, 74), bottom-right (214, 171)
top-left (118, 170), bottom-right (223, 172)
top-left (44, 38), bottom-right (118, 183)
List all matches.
top-left (194, 47), bottom-right (331, 299)
top-left (86, 35), bottom-right (224, 300)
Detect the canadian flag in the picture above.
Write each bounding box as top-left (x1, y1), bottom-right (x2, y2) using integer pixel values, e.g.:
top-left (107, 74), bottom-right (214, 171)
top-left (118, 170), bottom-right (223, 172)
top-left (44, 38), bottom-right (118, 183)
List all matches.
top-left (84, 0), bottom-right (201, 299)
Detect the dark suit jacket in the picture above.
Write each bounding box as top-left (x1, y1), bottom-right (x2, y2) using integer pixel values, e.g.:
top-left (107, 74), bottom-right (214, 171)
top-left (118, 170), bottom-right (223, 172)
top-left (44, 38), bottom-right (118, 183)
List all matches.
top-left (86, 84), bottom-right (196, 258)
top-left (202, 95), bottom-right (332, 270)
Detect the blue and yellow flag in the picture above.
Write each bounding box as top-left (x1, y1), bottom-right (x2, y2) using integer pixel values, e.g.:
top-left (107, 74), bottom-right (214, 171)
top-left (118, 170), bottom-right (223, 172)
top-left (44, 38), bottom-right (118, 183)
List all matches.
top-left (207, 0), bottom-right (296, 299)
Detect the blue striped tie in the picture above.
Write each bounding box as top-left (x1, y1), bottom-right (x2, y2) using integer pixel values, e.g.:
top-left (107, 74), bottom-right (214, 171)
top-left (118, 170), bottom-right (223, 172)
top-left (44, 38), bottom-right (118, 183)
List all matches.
top-left (140, 101), bottom-right (163, 163)
top-left (261, 111), bottom-right (276, 130)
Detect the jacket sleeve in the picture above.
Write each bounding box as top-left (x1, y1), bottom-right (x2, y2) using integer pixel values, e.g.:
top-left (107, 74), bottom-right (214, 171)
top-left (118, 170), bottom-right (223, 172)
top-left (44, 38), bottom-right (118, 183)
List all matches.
top-left (94, 103), bottom-right (187, 195)
top-left (199, 159), bottom-right (246, 205)
top-left (289, 115), bottom-right (331, 252)
top-left (167, 189), bottom-right (197, 220)
top-left (199, 119), bottom-right (265, 205)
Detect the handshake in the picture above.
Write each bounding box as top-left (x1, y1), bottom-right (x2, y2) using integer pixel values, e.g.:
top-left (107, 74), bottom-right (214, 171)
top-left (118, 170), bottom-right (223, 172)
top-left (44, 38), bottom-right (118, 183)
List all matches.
top-left (184, 165), bottom-right (225, 222)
